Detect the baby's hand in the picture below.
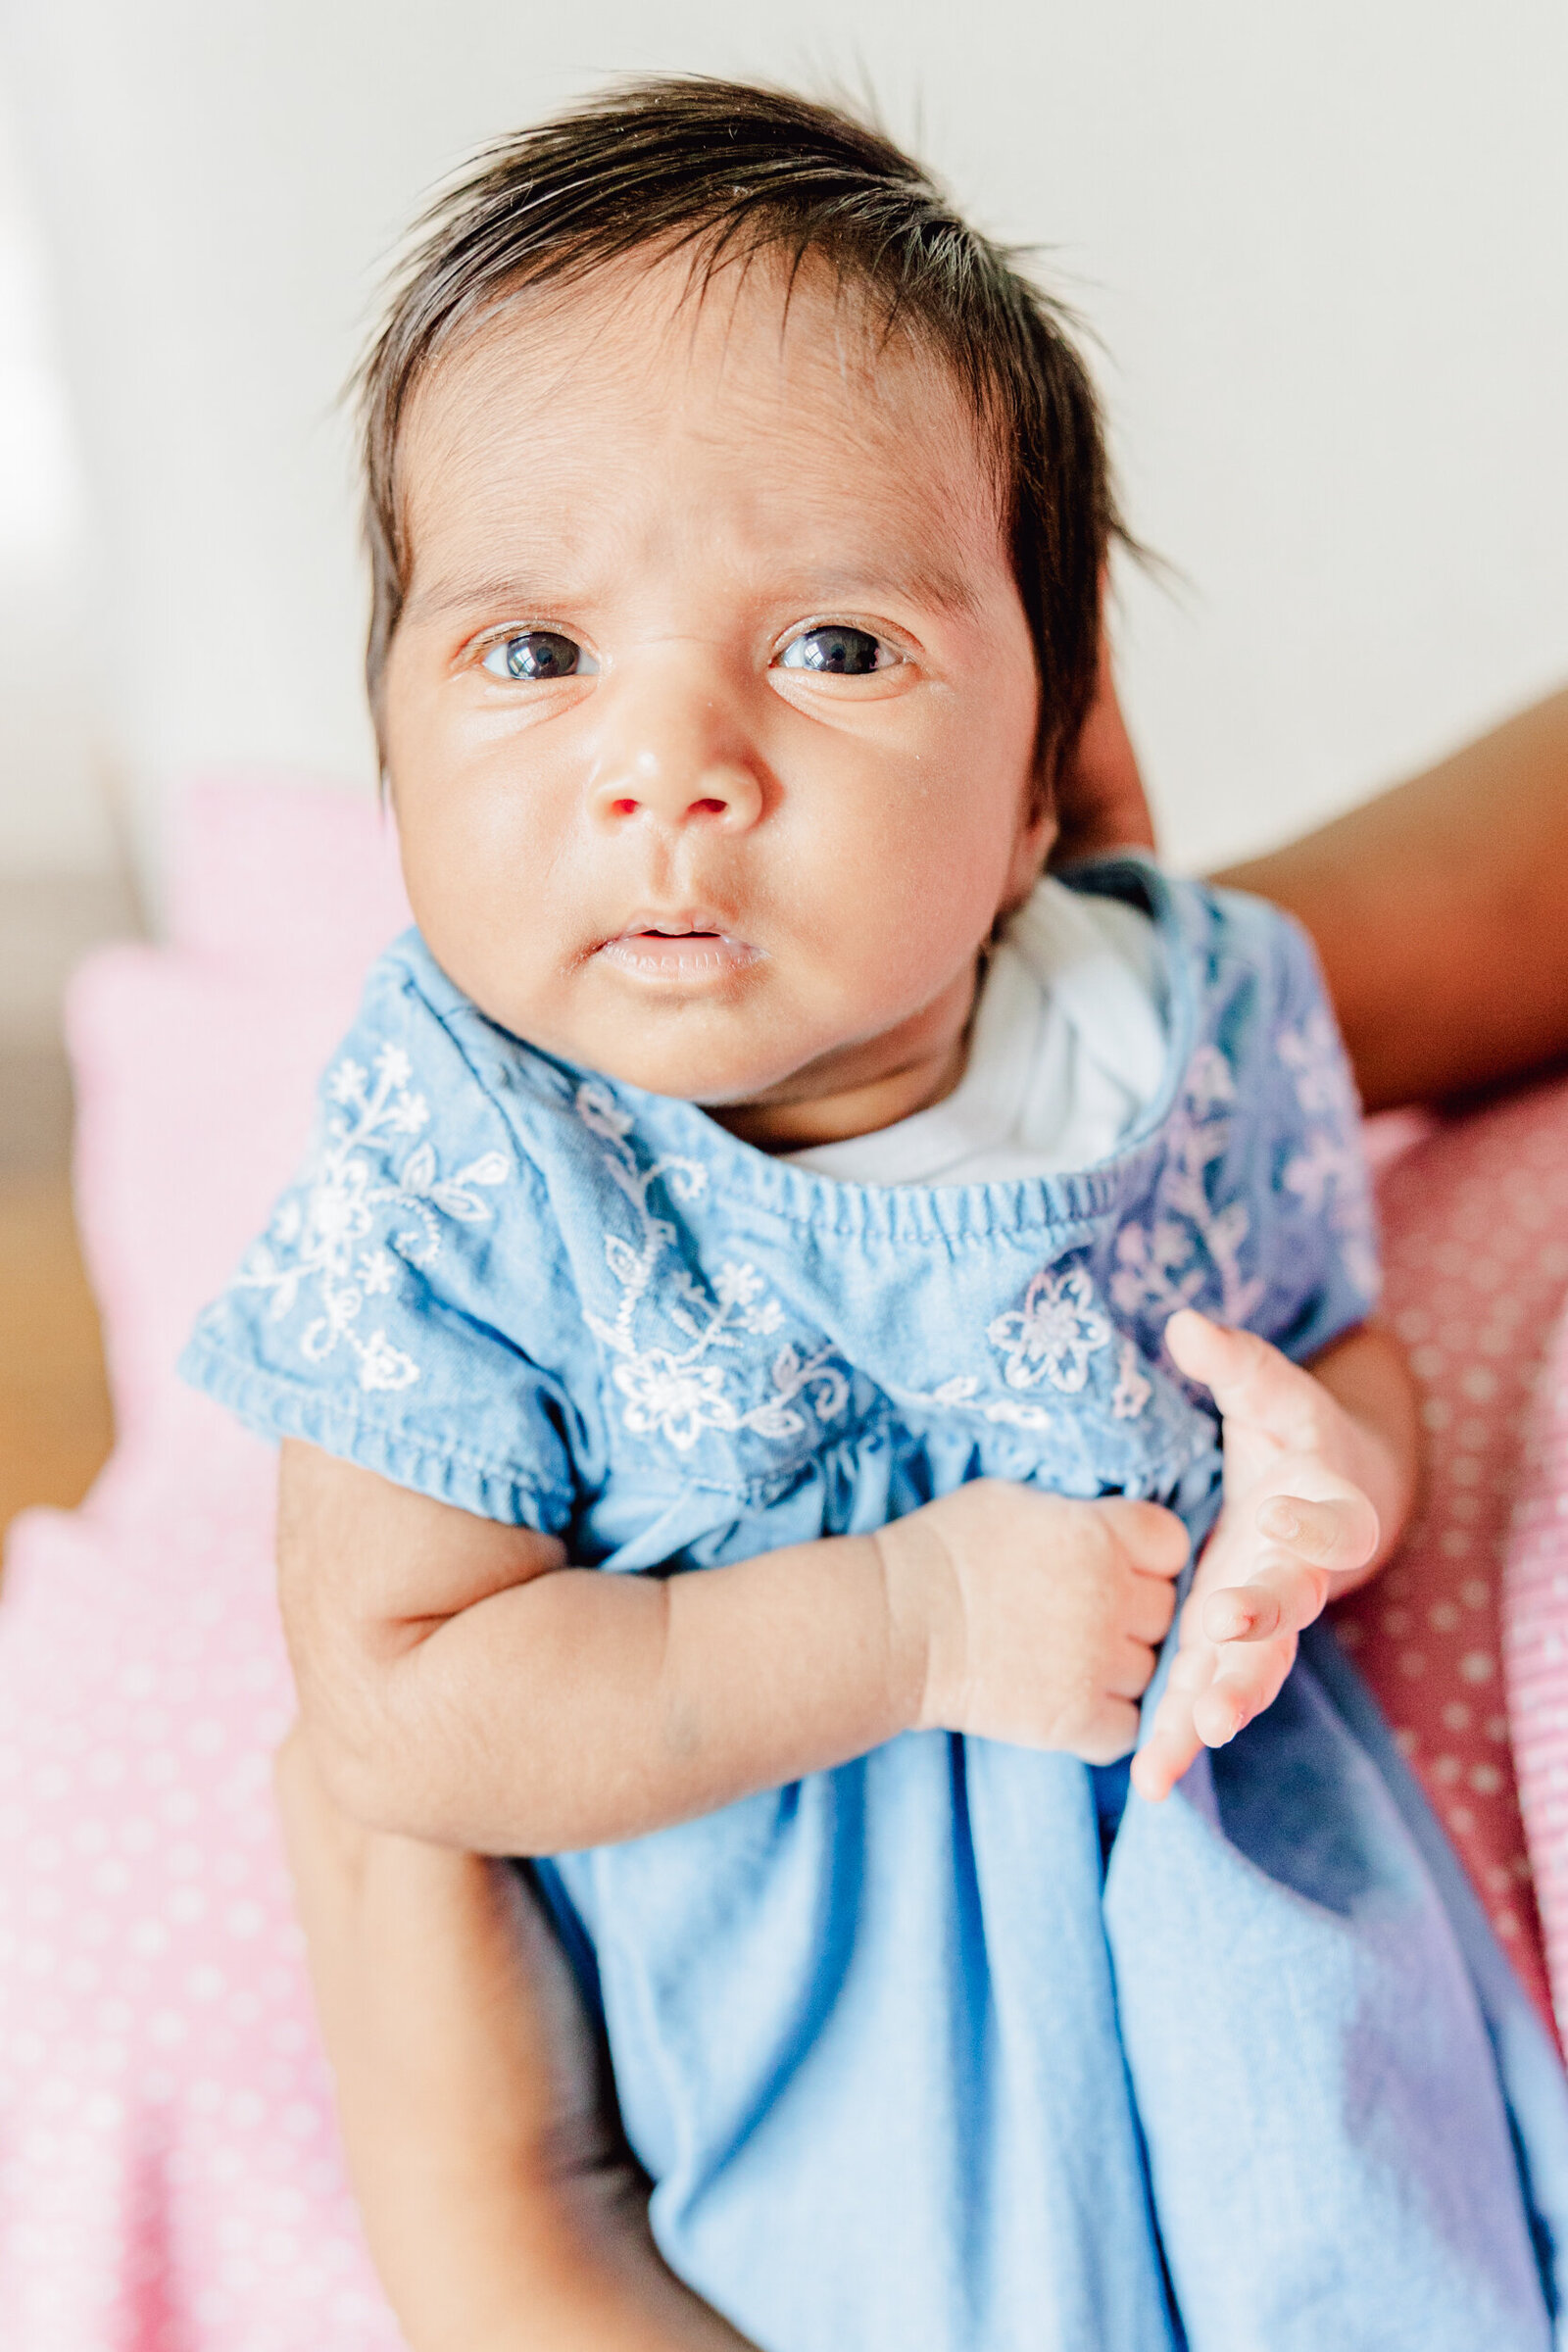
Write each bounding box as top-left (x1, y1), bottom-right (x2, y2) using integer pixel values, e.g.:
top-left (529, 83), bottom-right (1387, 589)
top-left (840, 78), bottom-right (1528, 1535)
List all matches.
top-left (1130, 1310), bottom-right (1382, 1803)
top-left (884, 1481), bottom-right (1190, 1764)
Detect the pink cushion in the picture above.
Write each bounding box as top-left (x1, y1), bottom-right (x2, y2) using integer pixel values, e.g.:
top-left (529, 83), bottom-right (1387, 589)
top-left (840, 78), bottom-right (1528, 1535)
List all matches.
top-left (64, 778), bottom-right (413, 1469)
top-left (67, 952), bottom-right (368, 1469)
top-left (164, 774), bottom-right (410, 968)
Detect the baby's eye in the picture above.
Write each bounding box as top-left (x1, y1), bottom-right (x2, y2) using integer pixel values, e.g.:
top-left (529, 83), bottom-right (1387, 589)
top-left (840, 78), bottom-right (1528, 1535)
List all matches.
top-left (776, 625), bottom-right (893, 676)
top-left (481, 630), bottom-right (598, 681)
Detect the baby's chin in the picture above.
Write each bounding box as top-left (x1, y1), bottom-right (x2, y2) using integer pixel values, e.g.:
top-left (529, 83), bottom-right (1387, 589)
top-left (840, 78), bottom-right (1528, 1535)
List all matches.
top-left (501, 1000), bottom-right (831, 1116)
top-left (587, 1036), bottom-right (826, 1115)
top-left (423, 937), bottom-right (808, 1107)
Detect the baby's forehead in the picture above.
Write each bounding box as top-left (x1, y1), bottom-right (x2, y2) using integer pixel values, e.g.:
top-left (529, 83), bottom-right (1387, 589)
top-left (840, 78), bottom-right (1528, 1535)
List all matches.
top-left (398, 250), bottom-right (1004, 566)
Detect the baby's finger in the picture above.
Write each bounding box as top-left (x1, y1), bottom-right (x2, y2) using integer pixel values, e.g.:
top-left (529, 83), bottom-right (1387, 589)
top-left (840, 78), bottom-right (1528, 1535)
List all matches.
top-left (1200, 1554), bottom-right (1328, 1645)
top-left (1129, 1688), bottom-right (1202, 1802)
top-left (1096, 1497), bottom-right (1190, 1577)
top-left (1164, 1309), bottom-right (1315, 1439)
top-left (1073, 1699), bottom-right (1142, 1768)
top-left (1127, 1571), bottom-right (1179, 1647)
top-left (1256, 1490), bottom-right (1379, 1574)
top-left (1193, 1645), bottom-right (1294, 1747)
top-left (1128, 1635), bottom-right (1220, 1801)
top-left (1192, 1675), bottom-right (1260, 1748)
top-left (1106, 1636), bottom-right (1161, 1701)
top-left (1167, 1609), bottom-right (1219, 1683)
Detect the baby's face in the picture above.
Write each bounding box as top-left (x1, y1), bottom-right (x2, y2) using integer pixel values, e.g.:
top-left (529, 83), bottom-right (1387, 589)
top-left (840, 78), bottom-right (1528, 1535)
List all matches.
top-left (382, 253), bottom-right (1049, 1144)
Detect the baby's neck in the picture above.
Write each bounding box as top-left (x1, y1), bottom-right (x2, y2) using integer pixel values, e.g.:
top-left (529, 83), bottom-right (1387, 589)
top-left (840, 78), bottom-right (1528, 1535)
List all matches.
top-left (709, 961), bottom-right (982, 1156)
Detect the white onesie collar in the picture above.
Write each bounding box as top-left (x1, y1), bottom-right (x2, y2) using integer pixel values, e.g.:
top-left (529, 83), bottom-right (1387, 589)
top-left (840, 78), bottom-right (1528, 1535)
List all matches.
top-left (784, 876), bottom-right (1167, 1189)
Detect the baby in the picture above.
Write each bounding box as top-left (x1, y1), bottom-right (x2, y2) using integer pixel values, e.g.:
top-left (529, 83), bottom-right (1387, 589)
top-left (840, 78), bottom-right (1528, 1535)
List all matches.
top-left (183, 79), bottom-right (1567, 2352)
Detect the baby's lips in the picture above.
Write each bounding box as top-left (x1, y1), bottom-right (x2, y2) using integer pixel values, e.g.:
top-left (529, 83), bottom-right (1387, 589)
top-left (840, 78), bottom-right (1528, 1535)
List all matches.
top-left (596, 930), bottom-right (760, 981)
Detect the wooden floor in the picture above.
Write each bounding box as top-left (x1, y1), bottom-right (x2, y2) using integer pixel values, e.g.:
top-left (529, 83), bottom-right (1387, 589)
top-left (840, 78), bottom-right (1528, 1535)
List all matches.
top-left (0, 1167), bottom-right (114, 1544)
top-left (0, 869), bottom-right (135, 1548)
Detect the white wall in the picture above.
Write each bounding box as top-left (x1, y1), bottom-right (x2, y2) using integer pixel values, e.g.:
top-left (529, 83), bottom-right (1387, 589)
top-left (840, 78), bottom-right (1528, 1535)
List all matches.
top-left (0, 114), bottom-right (113, 877)
top-left (0, 0), bottom-right (1563, 883)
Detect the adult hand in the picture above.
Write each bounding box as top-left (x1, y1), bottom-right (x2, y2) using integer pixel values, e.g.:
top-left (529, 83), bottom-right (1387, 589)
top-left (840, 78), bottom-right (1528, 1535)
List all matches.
top-left (1050, 631), bottom-right (1156, 865)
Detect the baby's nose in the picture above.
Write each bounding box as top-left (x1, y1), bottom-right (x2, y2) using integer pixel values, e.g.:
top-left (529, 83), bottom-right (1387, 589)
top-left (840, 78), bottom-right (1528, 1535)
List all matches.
top-left (590, 752), bottom-right (763, 832)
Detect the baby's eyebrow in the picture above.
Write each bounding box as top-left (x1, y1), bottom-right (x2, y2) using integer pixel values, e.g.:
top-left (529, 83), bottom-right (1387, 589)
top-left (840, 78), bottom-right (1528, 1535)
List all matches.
top-left (402, 573), bottom-right (562, 626)
top-left (796, 560), bottom-right (984, 619)
top-left (402, 557), bottom-right (986, 629)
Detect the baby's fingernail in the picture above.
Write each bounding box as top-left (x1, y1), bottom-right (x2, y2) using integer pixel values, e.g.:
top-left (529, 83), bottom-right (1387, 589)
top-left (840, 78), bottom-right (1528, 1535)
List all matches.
top-left (1259, 1500), bottom-right (1299, 1540)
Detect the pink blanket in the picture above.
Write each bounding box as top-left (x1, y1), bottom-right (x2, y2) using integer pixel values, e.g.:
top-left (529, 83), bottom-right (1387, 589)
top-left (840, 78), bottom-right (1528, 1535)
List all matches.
top-left (1330, 1073), bottom-right (1568, 2030)
top-left (2, 777), bottom-right (1565, 2345)
top-left (1503, 1265), bottom-right (1568, 2028)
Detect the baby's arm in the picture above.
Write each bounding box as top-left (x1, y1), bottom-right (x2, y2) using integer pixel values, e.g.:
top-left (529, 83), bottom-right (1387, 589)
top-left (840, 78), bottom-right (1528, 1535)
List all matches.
top-left (1131, 1309), bottom-right (1418, 1801)
top-left (278, 1444), bottom-right (1188, 1854)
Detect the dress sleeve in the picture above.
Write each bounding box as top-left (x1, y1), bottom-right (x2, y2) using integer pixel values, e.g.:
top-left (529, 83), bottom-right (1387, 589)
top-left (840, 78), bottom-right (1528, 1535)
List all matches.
top-left (1242, 902), bottom-right (1382, 1365)
top-left (178, 950), bottom-right (579, 1530)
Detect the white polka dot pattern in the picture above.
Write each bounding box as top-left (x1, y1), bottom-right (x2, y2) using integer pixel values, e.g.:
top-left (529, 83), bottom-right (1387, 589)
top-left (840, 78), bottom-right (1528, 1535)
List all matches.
top-left (0, 1421), bottom-right (403, 2349)
top-left (1334, 1076), bottom-right (1568, 2035)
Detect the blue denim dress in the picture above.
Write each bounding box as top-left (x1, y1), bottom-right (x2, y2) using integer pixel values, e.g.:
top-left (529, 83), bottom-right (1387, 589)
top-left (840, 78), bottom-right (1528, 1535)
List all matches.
top-left (182, 862), bottom-right (1568, 2351)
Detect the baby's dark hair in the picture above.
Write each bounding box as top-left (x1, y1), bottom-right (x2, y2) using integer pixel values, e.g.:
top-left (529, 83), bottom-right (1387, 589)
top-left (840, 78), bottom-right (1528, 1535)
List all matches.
top-left (360, 75), bottom-right (1124, 785)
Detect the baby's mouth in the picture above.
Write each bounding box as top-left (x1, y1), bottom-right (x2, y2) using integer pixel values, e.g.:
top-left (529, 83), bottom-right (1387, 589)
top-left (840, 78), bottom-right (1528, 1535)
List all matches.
top-left (596, 916), bottom-right (760, 983)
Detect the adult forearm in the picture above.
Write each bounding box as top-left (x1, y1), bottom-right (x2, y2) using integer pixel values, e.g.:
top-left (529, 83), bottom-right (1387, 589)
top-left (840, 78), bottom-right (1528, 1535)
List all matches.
top-left (374, 2160), bottom-right (758, 2352)
top-left (1217, 686), bottom-right (1568, 1110)
top-left (316, 1529), bottom-right (924, 1853)
top-left (275, 1735), bottom-right (756, 2352)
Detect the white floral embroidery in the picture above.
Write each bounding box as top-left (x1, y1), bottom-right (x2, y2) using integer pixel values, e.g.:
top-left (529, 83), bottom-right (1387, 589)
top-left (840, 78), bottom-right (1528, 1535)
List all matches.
top-left (232, 1044), bottom-right (509, 1391)
top-left (1110, 1339), bottom-right (1153, 1421)
top-left (576, 1083), bottom-right (849, 1452)
top-left (983, 1397), bottom-right (1057, 1430)
top-left (986, 1265), bottom-right (1112, 1393)
top-left (1276, 1013), bottom-right (1345, 1120)
top-left (1109, 1044), bottom-right (1265, 1332)
top-left (882, 1372), bottom-right (1054, 1432)
top-left (359, 1249), bottom-right (398, 1298)
top-left (572, 1085), bottom-right (1162, 1452)
top-left (1278, 1012), bottom-right (1379, 1301)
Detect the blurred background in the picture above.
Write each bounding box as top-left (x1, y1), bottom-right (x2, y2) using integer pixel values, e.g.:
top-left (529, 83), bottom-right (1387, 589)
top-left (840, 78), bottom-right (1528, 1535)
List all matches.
top-left (0, 0), bottom-right (1564, 1531)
